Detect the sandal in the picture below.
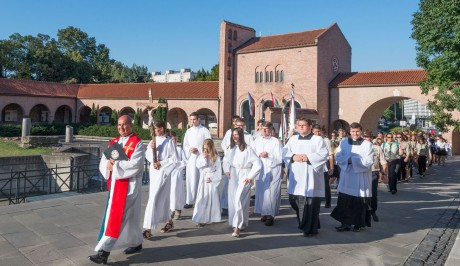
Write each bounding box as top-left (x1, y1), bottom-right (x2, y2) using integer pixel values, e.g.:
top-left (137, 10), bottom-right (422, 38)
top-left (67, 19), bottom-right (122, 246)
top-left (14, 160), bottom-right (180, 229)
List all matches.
top-left (174, 212), bottom-right (181, 220)
top-left (143, 230), bottom-right (152, 239)
top-left (160, 221), bottom-right (174, 233)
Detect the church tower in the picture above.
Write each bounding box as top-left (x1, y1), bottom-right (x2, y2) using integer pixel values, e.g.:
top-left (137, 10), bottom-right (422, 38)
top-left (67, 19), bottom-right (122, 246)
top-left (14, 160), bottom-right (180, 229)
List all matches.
top-left (218, 21), bottom-right (255, 137)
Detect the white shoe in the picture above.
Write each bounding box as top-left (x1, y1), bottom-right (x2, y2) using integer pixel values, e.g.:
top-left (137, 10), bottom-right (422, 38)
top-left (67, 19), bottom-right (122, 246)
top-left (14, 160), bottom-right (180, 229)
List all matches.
top-left (232, 232), bottom-right (240, 238)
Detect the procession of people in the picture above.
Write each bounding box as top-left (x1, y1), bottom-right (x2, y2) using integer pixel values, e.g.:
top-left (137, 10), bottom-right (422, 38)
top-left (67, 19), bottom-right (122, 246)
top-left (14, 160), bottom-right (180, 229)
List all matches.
top-left (88, 112), bottom-right (453, 264)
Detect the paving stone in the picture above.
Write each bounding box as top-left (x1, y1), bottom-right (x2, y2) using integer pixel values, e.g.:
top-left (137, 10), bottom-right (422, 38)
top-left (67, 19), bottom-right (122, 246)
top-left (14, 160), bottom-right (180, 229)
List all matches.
top-left (2, 231), bottom-right (43, 248)
top-left (0, 254), bottom-right (34, 266)
top-left (42, 232), bottom-right (87, 250)
top-left (19, 243), bottom-right (65, 264)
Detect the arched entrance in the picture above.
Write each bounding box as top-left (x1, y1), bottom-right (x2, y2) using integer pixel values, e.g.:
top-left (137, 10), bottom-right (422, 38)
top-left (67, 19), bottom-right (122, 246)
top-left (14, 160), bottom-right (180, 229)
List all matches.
top-left (260, 100), bottom-right (273, 120)
top-left (240, 100), bottom-right (255, 133)
top-left (2, 103), bottom-right (24, 123)
top-left (196, 108), bottom-right (217, 135)
top-left (79, 106), bottom-right (92, 124)
top-left (30, 104), bottom-right (50, 124)
top-left (167, 108), bottom-right (187, 129)
top-left (120, 107), bottom-right (136, 119)
top-left (54, 105), bottom-right (72, 124)
top-left (98, 106), bottom-right (112, 124)
top-left (331, 119), bottom-right (350, 132)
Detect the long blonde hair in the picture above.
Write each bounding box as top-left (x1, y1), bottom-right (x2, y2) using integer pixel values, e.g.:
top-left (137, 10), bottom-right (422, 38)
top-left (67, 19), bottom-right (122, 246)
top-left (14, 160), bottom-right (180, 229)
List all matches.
top-left (203, 139), bottom-right (217, 163)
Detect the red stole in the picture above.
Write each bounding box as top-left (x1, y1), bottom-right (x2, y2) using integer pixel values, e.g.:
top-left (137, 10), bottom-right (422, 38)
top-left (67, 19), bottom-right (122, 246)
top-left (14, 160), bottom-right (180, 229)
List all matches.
top-left (105, 133), bottom-right (141, 238)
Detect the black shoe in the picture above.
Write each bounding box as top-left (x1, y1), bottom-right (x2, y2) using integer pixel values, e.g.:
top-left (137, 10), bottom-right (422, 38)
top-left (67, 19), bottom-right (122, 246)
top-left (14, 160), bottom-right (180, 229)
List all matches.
top-left (221, 208), bottom-right (228, 217)
top-left (335, 224), bottom-right (351, 232)
top-left (123, 244), bottom-right (142, 255)
top-left (184, 204), bottom-right (193, 209)
top-left (324, 204), bottom-right (331, 208)
top-left (88, 250), bottom-right (110, 264)
top-left (353, 226), bottom-right (361, 232)
top-left (391, 190), bottom-right (397, 195)
top-left (264, 216), bottom-right (274, 226)
top-left (260, 215), bottom-right (267, 222)
top-left (372, 213), bottom-right (379, 222)
top-left (303, 231), bottom-right (318, 237)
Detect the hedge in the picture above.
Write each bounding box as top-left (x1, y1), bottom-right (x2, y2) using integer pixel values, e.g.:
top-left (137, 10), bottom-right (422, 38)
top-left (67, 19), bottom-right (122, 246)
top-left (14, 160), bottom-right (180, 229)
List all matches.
top-left (0, 124), bottom-right (187, 143)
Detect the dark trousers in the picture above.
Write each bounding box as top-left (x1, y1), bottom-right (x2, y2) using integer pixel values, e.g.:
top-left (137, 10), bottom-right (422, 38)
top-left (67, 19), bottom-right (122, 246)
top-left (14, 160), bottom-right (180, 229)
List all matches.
top-left (400, 157), bottom-right (407, 180)
top-left (324, 172), bottom-right (331, 206)
top-left (418, 155), bottom-right (427, 175)
top-left (371, 171), bottom-right (379, 214)
top-left (388, 159), bottom-right (401, 192)
top-left (407, 157), bottom-right (414, 177)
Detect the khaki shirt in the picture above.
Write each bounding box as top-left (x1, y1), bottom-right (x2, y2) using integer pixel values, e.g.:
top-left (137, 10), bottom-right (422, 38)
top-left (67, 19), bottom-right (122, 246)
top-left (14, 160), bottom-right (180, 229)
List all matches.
top-left (382, 141), bottom-right (400, 161)
top-left (372, 145), bottom-right (387, 172)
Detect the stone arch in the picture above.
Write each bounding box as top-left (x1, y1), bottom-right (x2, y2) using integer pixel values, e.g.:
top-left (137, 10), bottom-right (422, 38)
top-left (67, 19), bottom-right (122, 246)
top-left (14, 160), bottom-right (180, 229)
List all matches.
top-left (284, 100), bottom-right (302, 109)
top-left (331, 119), bottom-right (350, 132)
top-left (196, 108), bottom-right (217, 128)
top-left (98, 106), bottom-right (112, 124)
top-left (79, 106), bottom-right (91, 124)
top-left (240, 100), bottom-right (255, 133)
top-left (54, 105), bottom-right (72, 124)
top-left (167, 108), bottom-right (187, 129)
top-left (1, 103), bottom-right (24, 123)
top-left (119, 106), bottom-right (136, 120)
top-left (359, 96), bottom-right (411, 133)
top-left (29, 104), bottom-right (50, 124)
top-left (260, 99), bottom-right (273, 120)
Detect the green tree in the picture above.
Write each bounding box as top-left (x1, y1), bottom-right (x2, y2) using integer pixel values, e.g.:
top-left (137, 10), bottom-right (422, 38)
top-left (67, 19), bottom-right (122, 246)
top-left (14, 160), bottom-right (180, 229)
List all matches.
top-left (191, 64), bottom-right (219, 81)
top-left (111, 109), bottom-right (118, 125)
top-left (382, 107), bottom-right (394, 120)
top-left (155, 98), bottom-right (168, 122)
top-left (89, 103), bottom-right (97, 125)
top-left (411, 0), bottom-right (460, 131)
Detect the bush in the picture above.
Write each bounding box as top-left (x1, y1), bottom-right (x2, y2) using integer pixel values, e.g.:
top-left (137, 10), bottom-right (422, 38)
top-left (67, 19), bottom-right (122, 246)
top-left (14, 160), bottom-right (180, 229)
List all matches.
top-left (0, 123), bottom-right (187, 142)
top-left (0, 124), bottom-right (21, 137)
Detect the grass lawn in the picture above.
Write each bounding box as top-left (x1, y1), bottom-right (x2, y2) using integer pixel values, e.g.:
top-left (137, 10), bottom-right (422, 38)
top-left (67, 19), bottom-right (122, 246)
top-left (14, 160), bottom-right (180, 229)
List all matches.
top-left (0, 141), bottom-right (53, 156)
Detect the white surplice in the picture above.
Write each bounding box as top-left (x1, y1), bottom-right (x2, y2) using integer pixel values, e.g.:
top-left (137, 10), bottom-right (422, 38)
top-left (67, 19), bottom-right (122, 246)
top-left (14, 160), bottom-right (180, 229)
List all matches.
top-left (192, 154), bottom-right (222, 224)
top-left (223, 145), bottom-right (262, 228)
top-left (335, 138), bottom-right (374, 197)
top-left (95, 137), bottom-right (145, 252)
top-left (183, 125), bottom-right (212, 205)
top-left (283, 134), bottom-right (329, 197)
top-left (170, 145), bottom-right (187, 211)
top-left (143, 136), bottom-right (177, 230)
top-left (251, 136), bottom-right (283, 217)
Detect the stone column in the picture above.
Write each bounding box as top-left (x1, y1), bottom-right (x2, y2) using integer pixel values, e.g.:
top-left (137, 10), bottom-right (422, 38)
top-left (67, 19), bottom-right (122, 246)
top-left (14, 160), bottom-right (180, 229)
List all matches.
top-left (65, 125), bottom-right (74, 143)
top-left (21, 117), bottom-right (31, 137)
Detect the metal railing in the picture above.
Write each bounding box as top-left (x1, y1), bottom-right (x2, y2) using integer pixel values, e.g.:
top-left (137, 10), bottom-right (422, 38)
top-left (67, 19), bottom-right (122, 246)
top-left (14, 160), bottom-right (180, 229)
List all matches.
top-left (0, 159), bottom-right (151, 205)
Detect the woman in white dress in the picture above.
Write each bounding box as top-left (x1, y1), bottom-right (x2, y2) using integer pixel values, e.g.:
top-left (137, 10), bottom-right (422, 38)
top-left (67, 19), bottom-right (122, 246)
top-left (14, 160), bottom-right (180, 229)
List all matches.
top-left (169, 131), bottom-right (187, 220)
top-left (192, 139), bottom-right (222, 225)
top-left (223, 128), bottom-right (262, 237)
top-left (142, 121), bottom-right (177, 239)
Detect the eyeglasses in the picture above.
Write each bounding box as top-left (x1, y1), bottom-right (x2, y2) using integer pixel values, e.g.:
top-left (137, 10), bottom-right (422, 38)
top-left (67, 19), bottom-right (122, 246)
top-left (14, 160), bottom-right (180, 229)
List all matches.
top-left (387, 136), bottom-right (393, 139)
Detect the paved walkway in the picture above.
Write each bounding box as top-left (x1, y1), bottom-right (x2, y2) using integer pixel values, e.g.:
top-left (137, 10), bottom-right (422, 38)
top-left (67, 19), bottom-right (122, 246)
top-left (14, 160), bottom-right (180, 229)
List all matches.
top-left (0, 157), bottom-right (459, 266)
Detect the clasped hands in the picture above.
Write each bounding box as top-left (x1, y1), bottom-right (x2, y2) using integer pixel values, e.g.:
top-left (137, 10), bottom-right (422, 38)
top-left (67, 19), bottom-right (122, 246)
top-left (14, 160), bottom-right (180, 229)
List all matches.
top-left (293, 154), bottom-right (308, 163)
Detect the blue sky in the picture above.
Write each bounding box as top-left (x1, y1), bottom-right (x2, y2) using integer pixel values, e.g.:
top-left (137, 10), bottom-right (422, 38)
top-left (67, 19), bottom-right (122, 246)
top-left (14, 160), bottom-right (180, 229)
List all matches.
top-left (0, 0), bottom-right (420, 74)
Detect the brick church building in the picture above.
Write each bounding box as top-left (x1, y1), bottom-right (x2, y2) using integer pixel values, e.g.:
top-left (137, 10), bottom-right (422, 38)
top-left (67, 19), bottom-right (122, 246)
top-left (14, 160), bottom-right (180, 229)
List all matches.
top-left (3, 20), bottom-right (456, 150)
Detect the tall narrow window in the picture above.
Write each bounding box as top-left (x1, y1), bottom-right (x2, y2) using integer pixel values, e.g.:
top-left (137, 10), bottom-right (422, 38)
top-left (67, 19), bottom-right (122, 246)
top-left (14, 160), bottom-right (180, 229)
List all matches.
top-left (255, 72), bottom-right (259, 83)
top-left (227, 57), bottom-right (231, 67)
top-left (270, 71), bottom-right (273, 82)
top-left (265, 71), bottom-right (268, 82)
top-left (228, 29), bottom-right (232, 40)
top-left (275, 71), bottom-right (279, 82)
top-left (280, 70), bottom-right (284, 82)
top-left (228, 43), bottom-right (232, 53)
top-left (227, 70), bottom-right (231, 80)
top-left (233, 30), bottom-right (237, 41)
top-left (259, 72), bottom-right (263, 82)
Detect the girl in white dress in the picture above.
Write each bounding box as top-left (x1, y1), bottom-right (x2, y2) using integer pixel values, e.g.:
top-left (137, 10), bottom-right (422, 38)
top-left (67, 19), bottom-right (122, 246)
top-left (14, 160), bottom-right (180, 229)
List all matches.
top-left (192, 139), bottom-right (222, 225)
top-left (223, 128), bottom-right (262, 237)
